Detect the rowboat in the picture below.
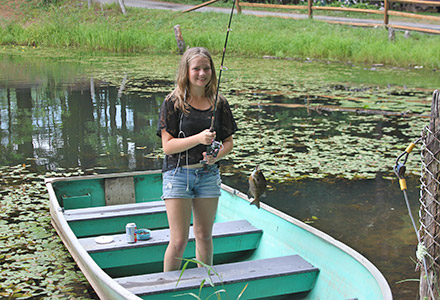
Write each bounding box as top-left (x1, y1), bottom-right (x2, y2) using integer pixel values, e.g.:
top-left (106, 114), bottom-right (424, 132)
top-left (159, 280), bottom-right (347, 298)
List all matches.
top-left (46, 169), bottom-right (393, 300)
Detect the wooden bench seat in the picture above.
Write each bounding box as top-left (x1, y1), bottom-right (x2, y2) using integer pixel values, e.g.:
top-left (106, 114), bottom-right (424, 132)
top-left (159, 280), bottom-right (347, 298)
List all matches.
top-left (79, 220), bottom-right (263, 276)
top-left (115, 255), bottom-right (319, 300)
top-left (65, 201), bottom-right (168, 237)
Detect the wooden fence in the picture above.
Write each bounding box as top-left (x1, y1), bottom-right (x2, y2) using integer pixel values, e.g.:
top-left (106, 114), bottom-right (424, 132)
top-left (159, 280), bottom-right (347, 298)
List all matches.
top-left (184, 0), bottom-right (440, 34)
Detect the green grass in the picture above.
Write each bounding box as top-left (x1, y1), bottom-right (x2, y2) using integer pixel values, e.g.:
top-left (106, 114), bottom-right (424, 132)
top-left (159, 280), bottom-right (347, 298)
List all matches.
top-left (0, 0), bottom-right (439, 68)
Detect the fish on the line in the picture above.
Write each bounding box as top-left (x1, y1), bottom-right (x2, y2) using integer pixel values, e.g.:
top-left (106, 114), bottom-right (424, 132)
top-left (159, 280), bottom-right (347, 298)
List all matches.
top-left (248, 165), bottom-right (267, 209)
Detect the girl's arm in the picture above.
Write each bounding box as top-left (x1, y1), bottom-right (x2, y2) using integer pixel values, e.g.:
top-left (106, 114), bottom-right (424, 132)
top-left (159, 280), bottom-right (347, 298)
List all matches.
top-left (161, 128), bottom-right (216, 155)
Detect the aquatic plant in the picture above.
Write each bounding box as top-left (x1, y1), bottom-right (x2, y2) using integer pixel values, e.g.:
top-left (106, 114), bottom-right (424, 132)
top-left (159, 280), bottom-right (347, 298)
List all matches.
top-left (176, 258), bottom-right (248, 300)
top-left (0, 49), bottom-right (433, 300)
top-left (0, 164), bottom-right (97, 299)
top-left (1, 49), bottom-right (436, 183)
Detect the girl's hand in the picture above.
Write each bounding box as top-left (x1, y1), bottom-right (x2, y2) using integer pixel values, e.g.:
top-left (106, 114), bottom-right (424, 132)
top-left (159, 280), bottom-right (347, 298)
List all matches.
top-left (199, 129), bottom-right (216, 145)
top-left (202, 152), bottom-right (217, 165)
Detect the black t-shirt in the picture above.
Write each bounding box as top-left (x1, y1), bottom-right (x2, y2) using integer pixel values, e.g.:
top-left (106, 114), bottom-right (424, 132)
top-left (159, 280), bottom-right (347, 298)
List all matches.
top-left (157, 94), bottom-right (238, 172)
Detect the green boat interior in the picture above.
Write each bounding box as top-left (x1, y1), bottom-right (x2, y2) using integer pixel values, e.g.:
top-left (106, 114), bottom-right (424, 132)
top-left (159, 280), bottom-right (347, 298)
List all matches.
top-left (52, 172), bottom-right (322, 299)
top-left (50, 169), bottom-right (392, 299)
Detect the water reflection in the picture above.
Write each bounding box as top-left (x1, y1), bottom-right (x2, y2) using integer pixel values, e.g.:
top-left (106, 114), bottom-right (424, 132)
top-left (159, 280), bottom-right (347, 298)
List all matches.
top-left (1, 81), bottom-right (166, 171)
top-left (0, 52), bottom-right (435, 300)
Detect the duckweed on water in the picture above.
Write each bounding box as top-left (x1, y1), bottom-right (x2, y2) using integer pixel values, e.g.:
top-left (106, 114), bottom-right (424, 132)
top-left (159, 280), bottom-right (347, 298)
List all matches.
top-left (0, 164), bottom-right (97, 299)
top-left (133, 69), bottom-right (431, 182)
top-left (97, 55), bottom-right (433, 182)
top-left (0, 50), bottom-right (435, 183)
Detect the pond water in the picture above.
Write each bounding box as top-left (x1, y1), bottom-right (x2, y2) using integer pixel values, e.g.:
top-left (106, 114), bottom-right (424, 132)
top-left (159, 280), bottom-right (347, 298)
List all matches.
top-left (1, 48), bottom-right (439, 299)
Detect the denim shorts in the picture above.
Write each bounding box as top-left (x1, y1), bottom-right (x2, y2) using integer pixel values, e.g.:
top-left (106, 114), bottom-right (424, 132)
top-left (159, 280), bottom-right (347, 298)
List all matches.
top-left (162, 165), bottom-right (222, 199)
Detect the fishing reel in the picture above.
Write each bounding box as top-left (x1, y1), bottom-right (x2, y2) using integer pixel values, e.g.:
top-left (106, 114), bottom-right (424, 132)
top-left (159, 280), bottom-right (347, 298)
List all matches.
top-left (207, 140), bottom-right (222, 158)
top-left (200, 140), bottom-right (222, 165)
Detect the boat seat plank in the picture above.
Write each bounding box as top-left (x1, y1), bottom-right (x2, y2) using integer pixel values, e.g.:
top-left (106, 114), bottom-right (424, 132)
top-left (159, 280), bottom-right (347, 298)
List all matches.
top-left (79, 220), bottom-right (263, 270)
top-left (64, 201), bottom-right (166, 222)
top-left (64, 201), bottom-right (167, 237)
top-left (115, 255), bottom-right (319, 299)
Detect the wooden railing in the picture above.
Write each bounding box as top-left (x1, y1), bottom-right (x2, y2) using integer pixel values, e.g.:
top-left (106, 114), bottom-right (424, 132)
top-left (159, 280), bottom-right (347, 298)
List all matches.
top-left (184, 0), bottom-right (440, 34)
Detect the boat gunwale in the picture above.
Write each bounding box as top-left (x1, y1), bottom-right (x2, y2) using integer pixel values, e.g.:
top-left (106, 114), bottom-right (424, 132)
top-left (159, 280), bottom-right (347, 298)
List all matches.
top-left (46, 169), bottom-right (393, 300)
top-left (45, 169), bottom-right (162, 185)
top-left (46, 178), bottom-right (143, 300)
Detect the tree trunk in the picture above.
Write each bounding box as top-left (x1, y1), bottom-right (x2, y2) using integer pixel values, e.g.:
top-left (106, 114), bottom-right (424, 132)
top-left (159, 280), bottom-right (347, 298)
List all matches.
top-left (118, 0), bottom-right (127, 15)
top-left (173, 25), bottom-right (186, 54)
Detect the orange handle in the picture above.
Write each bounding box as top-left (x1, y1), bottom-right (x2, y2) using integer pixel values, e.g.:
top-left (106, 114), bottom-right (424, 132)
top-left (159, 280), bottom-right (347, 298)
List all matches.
top-left (399, 178), bottom-right (407, 191)
top-left (405, 143), bottom-right (416, 154)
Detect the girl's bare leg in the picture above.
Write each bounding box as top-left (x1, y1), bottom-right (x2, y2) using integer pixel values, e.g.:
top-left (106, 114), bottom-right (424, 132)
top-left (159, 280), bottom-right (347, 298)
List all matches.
top-left (192, 197), bottom-right (219, 266)
top-left (163, 198), bottom-right (192, 272)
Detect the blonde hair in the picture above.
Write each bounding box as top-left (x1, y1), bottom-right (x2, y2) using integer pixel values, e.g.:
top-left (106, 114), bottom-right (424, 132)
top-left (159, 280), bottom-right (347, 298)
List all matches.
top-left (171, 47), bottom-right (218, 113)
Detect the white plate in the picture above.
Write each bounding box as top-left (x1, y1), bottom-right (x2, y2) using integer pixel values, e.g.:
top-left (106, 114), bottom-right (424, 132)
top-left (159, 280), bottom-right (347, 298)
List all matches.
top-left (94, 235), bottom-right (114, 244)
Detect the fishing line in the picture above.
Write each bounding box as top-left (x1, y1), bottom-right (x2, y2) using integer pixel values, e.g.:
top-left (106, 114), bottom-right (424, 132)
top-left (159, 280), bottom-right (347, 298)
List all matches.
top-left (166, 89), bottom-right (190, 197)
top-left (209, 0), bottom-right (236, 131)
top-left (201, 0), bottom-right (236, 164)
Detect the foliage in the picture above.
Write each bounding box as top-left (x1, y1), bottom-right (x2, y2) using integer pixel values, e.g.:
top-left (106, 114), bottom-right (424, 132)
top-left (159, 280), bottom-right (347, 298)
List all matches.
top-left (36, 0), bottom-right (62, 8)
top-left (0, 164), bottom-right (97, 299)
top-left (176, 258), bottom-right (248, 300)
top-left (0, 0), bottom-right (439, 68)
top-left (327, 1), bottom-right (379, 9)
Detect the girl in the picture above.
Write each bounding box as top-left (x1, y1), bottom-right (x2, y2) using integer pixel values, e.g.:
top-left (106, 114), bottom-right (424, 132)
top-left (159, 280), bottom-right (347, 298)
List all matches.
top-left (157, 47), bottom-right (237, 271)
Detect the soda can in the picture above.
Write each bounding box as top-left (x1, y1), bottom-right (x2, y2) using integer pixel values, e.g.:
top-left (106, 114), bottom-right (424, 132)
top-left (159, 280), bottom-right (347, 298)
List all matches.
top-left (126, 223), bottom-right (137, 243)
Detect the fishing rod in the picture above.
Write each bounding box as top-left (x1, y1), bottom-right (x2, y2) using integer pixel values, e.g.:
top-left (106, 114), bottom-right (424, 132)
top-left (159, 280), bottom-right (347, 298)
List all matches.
top-left (205, 0), bottom-right (236, 159)
top-left (210, 0), bottom-right (236, 131)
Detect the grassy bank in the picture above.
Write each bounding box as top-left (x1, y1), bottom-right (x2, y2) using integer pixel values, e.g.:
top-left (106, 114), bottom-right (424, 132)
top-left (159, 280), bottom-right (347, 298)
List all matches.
top-left (0, 0), bottom-right (439, 68)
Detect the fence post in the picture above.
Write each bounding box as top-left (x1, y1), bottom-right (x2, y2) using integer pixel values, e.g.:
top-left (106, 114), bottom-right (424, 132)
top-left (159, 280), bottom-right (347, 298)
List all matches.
top-left (384, 0), bottom-right (389, 26)
top-left (419, 90), bottom-right (440, 300)
top-left (235, 0), bottom-right (242, 14)
top-left (307, 0), bottom-right (313, 19)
